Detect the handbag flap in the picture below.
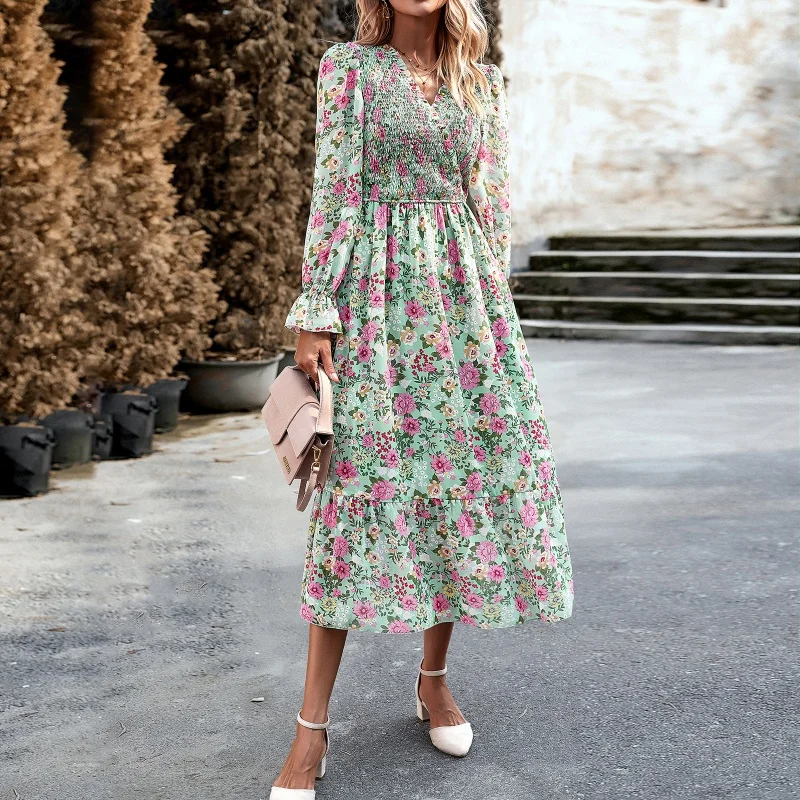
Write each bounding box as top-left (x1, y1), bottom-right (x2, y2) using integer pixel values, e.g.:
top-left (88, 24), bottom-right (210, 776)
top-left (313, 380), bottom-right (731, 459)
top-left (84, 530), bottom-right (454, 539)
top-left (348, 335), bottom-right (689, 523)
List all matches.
top-left (262, 366), bottom-right (318, 440)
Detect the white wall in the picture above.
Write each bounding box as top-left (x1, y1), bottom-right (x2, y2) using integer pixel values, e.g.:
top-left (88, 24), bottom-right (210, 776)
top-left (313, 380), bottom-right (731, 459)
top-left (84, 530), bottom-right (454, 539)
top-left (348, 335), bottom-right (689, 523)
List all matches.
top-left (501, 0), bottom-right (800, 265)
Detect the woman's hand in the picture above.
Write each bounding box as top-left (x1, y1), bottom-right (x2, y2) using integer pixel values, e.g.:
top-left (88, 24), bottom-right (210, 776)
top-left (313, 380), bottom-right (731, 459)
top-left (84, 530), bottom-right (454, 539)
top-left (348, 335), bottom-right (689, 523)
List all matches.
top-left (295, 331), bottom-right (340, 388)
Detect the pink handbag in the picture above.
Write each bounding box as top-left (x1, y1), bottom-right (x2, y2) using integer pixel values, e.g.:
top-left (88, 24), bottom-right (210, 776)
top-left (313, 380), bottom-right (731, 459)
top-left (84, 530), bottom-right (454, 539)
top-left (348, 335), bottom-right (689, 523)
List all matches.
top-left (262, 365), bottom-right (334, 511)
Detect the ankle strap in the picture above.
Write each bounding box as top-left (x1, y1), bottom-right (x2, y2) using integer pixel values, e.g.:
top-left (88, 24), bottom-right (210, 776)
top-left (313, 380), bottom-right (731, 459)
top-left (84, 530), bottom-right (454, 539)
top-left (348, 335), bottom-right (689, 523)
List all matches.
top-left (297, 712), bottom-right (329, 730)
top-left (419, 659), bottom-right (447, 677)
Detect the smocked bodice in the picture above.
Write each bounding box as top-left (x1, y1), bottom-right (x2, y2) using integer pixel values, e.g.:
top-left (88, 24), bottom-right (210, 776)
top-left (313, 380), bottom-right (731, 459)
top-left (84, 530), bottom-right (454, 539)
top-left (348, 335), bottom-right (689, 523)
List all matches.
top-left (360, 44), bottom-right (483, 204)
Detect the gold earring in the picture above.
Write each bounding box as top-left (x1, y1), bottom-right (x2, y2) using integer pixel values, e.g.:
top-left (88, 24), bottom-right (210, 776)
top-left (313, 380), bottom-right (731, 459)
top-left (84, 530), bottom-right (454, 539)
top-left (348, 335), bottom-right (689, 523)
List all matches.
top-left (381, 0), bottom-right (392, 20)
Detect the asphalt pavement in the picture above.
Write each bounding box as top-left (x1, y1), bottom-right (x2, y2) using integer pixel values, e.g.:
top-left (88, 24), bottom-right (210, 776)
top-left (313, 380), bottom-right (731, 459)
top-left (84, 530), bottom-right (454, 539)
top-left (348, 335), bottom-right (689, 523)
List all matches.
top-left (1, 340), bottom-right (797, 800)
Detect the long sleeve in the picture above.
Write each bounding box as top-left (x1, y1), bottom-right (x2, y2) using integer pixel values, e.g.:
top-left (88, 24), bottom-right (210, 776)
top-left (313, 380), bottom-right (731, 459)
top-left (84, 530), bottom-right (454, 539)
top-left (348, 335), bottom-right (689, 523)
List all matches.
top-left (285, 42), bottom-right (364, 334)
top-left (467, 64), bottom-right (511, 279)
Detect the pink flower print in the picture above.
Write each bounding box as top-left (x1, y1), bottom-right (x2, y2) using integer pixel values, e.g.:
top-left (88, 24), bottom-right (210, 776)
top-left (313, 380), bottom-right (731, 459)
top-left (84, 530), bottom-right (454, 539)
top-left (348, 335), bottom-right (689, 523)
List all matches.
top-left (436, 338), bottom-right (453, 359)
top-left (354, 600), bottom-right (377, 620)
top-left (492, 317), bottom-right (511, 339)
top-left (397, 160), bottom-right (409, 177)
top-left (319, 56), bottom-right (334, 79)
top-left (476, 540), bottom-right (499, 564)
top-left (466, 472), bottom-right (483, 494)
top-left (520, 500), bottom-right (539, 528)
top-left (447, 238), bottom-right (460, 265)
top-left (371, 480), bottom-right (396, 501)
top-left (431, 453), bottom-right (454, 476)
top-left (385, 365), bottom-right (398, 386)
top-left (405, 299), bottom-right (425, 320)
top-left (535, 584), bottom-right (549, 602)
top-left (318, 244), bottom-right (331, 266)
top-left (345, 68), bottom-right (358, 91)
top-left (400, 594), bottom-right (418, 611)
top-left (357, 342), bottom-right (372, 363)
top-left (387, 262), bottom-right (400, 280)
top-left (416, 176), bottom-right (427, 196)
top-left (332, 588), bottom-right (342, 597)
top-left (465, 592), bottom-right (484, 609)
top-left (457, 511), bottom-right (475, 538)
top-left (519, 451), bottom-right (532, 468)
top-left (460, 614), bottom-right (478, 626)
top-left (369, 290), bottom-right (385, 308)
top-left (311, 209), bottom-right (325, 230)
top-left (404, 446), bottom-right (415, 457)
top-left (453, 266), bottom-right (467, 284)
top-left (300, 603), bottom-right (314, 622)
top-left (538, 462), bottom-right (553, 483)
top-left (335, 91), bottom-right (350, 110)
top-left (379, 575), bottom-right (391, 589)
top-left (523, 360), bottom-right (533, 381)
top-left (383, 449), bottom-right (400, 468)
top-left (402, 417), bottom-right (421, 435)
top-left (515, 595), bottom-right (529, 614)
top-left (492, 593), bottom-right (504, 603)
top-left (479, 393), bottom-right (500, 415)
top-left (473, 445), bottom-right (487, 462)
top-left (361, 320), bottom-right (379, 342)
top-left (375, 203), bottom-right (389, 229)
top-left (346, 187), bottom-right (361, 207)
top-left (541, 529), bottom-right (552, 550)
top-left (433, 593), bottom-right (451, 613)
top-left (441, 294), bottom-right (452, 310)
top-left (476, 141), bottom-right (493, 165)
top-left (364, 82), bottom-right (374, 102)
top-left (388, 620), bottom-right (411, 633)
top-left (362, 433), bottom-right (374, 448)
top-left (331, 219), bottom-right (350, 243)
top-left (394, 393), bottom-right (416, 414)
top-left (435, 204), bottom-right (446, 230)
top-left (495, 340), bottom-right (507, 359)
top-left (387, 234), bottom-right (399, 258)
top-left (487, 565), bottom-right (506, 582)
top-left (333, 560), bottom-right (351, 579)
top-left (372, 105), bottom-right (382, 123)
top-left (369, 183), bottom-right (380, 200)
top-left (489, 416), bottom-right (508, 435)
top-left (307, 581), bottom-right (324, 599)
top-left (458, 363), bottom-right (480, 390)
top-left (394, 511), bottom-right (410, 536)
top-left (455, 429), bottom-right (467, 443)
top-left (333, 536), bottom-right (349, 558)
top-left (322, 502), bottom-right (338, 528)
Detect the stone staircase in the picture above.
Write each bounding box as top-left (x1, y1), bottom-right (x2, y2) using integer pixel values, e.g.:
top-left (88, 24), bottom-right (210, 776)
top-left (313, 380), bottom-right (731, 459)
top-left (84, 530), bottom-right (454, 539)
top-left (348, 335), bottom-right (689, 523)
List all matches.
top-left (510, 230), bottom-right (800, 345)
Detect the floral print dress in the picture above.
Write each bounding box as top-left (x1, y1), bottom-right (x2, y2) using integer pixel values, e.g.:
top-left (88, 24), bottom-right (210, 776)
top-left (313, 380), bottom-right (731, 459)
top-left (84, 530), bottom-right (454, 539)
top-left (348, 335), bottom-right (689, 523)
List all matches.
top-left (284, 41), bottom-right (574, 632)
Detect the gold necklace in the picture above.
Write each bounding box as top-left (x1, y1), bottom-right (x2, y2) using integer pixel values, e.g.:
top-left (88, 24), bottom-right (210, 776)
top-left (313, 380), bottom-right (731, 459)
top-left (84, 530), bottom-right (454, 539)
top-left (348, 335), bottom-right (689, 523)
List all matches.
top-left (392, 45), bottom-right (439, 93)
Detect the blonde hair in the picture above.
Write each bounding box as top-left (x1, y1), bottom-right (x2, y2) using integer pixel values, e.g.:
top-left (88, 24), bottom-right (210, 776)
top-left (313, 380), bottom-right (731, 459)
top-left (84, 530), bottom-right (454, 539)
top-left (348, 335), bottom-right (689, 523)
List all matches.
top-left (354, 0), bottom-right (492, 117)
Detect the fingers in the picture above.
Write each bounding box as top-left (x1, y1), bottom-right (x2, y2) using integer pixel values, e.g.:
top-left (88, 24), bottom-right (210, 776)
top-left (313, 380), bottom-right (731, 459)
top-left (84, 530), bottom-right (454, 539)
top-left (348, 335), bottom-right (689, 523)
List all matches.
top-left (319, 341), bottom-right (339, 384)
top-left (295, 332), bottom-right (339, 388)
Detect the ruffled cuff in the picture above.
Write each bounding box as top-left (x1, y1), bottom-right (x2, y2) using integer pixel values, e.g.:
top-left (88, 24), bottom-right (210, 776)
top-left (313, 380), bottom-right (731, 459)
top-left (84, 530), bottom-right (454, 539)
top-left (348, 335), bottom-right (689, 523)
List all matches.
top-left (285, 290), bottom-right (344, 335)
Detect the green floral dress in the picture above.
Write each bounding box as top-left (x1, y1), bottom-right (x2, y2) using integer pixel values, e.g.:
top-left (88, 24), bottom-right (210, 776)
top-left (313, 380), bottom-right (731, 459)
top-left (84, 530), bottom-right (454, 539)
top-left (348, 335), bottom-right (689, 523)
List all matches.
top-left (285, 41), bottom-right (574, 633)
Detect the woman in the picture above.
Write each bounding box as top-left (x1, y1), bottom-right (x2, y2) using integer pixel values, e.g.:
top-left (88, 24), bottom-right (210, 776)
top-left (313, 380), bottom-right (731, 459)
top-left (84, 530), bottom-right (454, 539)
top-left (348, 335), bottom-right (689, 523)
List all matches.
top-left (270, 1), bottom-right (574, 796)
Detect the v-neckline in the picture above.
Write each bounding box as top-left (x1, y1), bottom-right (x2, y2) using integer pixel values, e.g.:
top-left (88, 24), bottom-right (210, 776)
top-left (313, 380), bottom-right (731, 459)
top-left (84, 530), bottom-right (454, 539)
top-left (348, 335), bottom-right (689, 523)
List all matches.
top-left (384, 43), bottom-right (446, 109)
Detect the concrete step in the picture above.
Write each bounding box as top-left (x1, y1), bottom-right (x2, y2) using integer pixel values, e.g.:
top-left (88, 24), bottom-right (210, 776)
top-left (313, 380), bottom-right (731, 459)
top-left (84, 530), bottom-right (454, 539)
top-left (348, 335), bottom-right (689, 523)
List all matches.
top-left (513, 294), bottom-right (800, 327)
top-left (518, 319), bottom-right (800, 346)
top-left (547, 233), bottom-right (800, 253)
top-left (510, 271), bottom-right (800, 299)
top-left (527, 251), bottom-right (800, 274)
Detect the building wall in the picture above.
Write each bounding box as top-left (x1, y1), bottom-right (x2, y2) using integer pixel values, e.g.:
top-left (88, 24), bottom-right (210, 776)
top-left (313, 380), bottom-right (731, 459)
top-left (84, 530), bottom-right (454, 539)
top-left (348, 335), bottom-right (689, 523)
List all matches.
top-left (501, 0), bottom-right (800, 266)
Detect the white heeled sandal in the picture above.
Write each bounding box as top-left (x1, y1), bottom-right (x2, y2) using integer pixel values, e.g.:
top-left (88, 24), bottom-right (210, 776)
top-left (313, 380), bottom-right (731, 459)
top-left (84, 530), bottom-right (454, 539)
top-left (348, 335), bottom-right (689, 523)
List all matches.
top-left (268, 712), bottom-right (329, 800)
top-left (415, 660), bottom-right (473, 757)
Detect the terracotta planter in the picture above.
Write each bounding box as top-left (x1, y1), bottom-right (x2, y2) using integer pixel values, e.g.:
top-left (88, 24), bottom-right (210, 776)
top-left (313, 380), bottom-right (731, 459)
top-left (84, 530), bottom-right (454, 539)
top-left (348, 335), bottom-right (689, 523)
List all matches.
top-left (178, 354), bottom-right (283, 413)
top-left (0, 423), bottom-right (55, 498)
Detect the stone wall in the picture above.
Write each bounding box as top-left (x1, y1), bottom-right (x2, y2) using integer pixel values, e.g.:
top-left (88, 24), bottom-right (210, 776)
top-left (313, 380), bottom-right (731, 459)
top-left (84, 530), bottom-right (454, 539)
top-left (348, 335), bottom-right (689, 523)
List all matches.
top-left (501, 0), bottom-right (800, 266)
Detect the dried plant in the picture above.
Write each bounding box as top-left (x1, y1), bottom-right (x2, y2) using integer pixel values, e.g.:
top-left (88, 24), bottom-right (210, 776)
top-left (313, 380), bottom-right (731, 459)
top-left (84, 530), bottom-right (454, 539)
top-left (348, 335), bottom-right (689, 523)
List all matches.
top-left (81, 0), bottom-right (222, 387)
top-left (166, 0), bottom-right (324, 360)
top-left (0, 0), bottom-right (96, 421)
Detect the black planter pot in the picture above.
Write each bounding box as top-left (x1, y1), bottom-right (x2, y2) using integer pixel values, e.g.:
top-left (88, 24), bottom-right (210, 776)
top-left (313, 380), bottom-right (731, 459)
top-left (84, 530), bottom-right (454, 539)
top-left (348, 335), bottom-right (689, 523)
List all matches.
top-left (101, 390), bottom-right (157, 458)
top-left (39, 409), bottom-right (94, 469)
top-left (144, 377), bottom-right (187, 433)
top-left (0, 423), bottom-right (55, 498)
top-left (92, 414), bottom-right (113, 461)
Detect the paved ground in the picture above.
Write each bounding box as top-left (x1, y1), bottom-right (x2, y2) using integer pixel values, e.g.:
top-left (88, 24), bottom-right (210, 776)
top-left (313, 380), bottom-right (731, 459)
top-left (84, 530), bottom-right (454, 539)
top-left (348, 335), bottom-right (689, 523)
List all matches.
top-left (1, 340), bottom-right (797, 800)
